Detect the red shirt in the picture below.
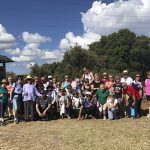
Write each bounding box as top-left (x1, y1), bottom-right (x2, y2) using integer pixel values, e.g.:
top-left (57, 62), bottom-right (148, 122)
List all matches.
top-left (122, 85), bottom-right (141, 101)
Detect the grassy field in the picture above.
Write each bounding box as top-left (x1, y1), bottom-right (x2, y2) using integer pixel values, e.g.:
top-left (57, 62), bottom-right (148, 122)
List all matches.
top-left (0, 101), bottom-right (150, 150)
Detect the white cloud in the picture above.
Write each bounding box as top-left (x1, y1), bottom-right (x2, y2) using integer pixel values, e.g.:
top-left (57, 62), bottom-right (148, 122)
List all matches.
top-left (12, 55), bottom-right (33, 62)
top-left (5, 48), bottom-right (21, 55)
top-left (81, 0), bottom-right (150, 36)
top-left (59, 31), bottom-right (100, 49)
top-left (41, 50), bottom-right (64, 61)
top-left (0, 24), bottom-right (16, 50)
top-left (22, 32), bottom-right (51, 43)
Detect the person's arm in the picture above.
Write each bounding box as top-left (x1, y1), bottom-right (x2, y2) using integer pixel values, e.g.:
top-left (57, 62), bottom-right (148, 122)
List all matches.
top-left (10, 87), bottom-right (14, 102)
top-left (34, 86), bottom-right (41, 97)
top-left (43, 104), bottom-right (51, 116)
top-left (36, 104), bottom-right (42, 117)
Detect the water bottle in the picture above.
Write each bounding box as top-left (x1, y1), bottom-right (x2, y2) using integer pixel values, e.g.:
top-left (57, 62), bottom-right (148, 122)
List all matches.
top-left (131, 107), bottom-right (135, 117)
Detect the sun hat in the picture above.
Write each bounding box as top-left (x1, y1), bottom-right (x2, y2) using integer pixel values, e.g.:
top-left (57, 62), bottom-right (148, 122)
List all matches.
top-left (122, 70), bottom-right (129, 75)
top-left (24, 75), bottom-right (34, 81)
top-left (1, 79), bottom-right (7, 83)
top-left (103, 72), bottom-right (107, 76)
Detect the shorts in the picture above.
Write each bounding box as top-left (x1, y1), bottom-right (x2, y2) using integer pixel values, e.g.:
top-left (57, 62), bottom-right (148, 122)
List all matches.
top-left (146, 95), bottom-right (150, 101)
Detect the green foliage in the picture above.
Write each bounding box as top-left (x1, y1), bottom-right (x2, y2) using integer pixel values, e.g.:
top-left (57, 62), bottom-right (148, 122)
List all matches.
top-left (30, 29), bottom-right (150, 80)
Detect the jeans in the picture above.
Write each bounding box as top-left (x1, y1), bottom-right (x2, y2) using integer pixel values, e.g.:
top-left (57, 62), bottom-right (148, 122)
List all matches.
top-left (13, 94), bottom-right (22, 112)
top-left (24, 101), bottom-right (34, 120)
top-left (0, 102), bottom-right (6, 118)
top-left (108, 108), bottom-right (116, 120)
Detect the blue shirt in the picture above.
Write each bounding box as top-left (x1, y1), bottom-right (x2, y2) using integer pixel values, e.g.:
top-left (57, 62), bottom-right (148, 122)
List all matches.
top-left (12, 82), bottom-right (23, 94)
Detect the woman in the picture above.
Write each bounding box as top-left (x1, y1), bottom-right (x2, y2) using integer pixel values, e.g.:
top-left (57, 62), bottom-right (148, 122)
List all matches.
top-left (145, 71), bottom-right (150, 117)
top-left (81, 68), bottom-right (94, 84)
top-left (0, 79), bottom-right (8, 126)
top-left (6, 76), bottom-right (13, 118)
top-left (105, 75), bottom-right (114, 93)
top-left (91, 74), bottom-right (104, 94)
top-left (22, 75), bottom-right (41, 121)
top-left (132, 73), bottom-right (143, 117)
top-left (10, 75), bottom-right (23, 124)
top-left (62, 75), bottom-right (70, 90)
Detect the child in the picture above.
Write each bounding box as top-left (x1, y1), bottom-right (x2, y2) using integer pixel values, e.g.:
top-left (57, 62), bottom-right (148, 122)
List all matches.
top-left (78, 91), bottom-right (94, 120)
top-left (107, 93), bottom-right (119, 120)
top-left (59, 88), bottom-right (70, 119)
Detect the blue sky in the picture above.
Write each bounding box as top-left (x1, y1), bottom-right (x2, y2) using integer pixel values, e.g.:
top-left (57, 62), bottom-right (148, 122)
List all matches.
top-left (0, 0), bottom-right (150, 74)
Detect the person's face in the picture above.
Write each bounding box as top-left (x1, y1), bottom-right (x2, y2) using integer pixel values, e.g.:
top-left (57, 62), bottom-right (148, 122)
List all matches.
top-left (103, 75), bottom-right (107, 79)
top-left (68, 87), bottom-right (72, 92)
top-left (123, 74), bottom-right (128, 79)
top-left (65, 77), bottom-right (69, 81)
top-left (27, 79), bottom-right (32, 84)
top-left (122, 83), bottom-right (127, 89)
top-left (135, 74), bottom-right (140, 81)
top-left (100, 85), bottom-right (105, 91)
top-left (109, 77), bottom-right (113, 81)
top-left (115, 79), bottom-right (120, 83)
top-left (18, 78), bottom-right (22, 83)
top-left (84, 69), bottom-right (88, 74)
top-left (147, 73), bottom-right (150, 79)
top-left (8, 78), bottom-right (12, 83)
top-left (95, 75), bottom-right (99, 81)
top-left (86, 94), bottom-right (91, 100)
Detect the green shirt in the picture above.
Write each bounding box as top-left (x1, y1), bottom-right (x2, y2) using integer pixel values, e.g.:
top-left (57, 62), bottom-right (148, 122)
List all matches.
top-left (0, 86), bottom-right (8, 104)
top-left (96, 89), bottom-right (109, 105)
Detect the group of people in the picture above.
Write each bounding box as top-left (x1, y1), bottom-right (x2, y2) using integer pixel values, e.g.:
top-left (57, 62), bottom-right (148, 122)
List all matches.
top-left (0, 68), bottom-right (150, 126)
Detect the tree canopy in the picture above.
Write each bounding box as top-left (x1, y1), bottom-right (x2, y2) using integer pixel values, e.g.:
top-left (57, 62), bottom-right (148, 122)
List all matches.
top-left (30, 29), bottom-right (150, 80)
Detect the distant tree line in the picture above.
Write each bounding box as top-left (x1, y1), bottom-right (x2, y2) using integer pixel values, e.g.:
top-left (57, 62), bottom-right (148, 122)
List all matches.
top-left (30, 29), bottom-right (150, 81)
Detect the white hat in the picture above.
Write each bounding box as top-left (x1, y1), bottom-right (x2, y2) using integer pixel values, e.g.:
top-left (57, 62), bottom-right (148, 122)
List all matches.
top-left (122, 70), bottom-right (128, 75)
top-left (84, 91), bottom-right (92, 95)
top-left (48, 75), bottom-right (52, 79)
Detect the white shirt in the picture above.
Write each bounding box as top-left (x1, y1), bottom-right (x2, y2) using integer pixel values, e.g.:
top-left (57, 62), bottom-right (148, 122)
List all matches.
top-left (121, 77), bottom-right (133, 85)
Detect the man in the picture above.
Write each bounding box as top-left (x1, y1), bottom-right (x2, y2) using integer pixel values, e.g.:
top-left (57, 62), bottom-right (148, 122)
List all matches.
top-left (121, 70), bottom-right (133, 85)
top-left (22, 75), bottom-right (41, 121)
top-left (96, 84), bottom-right (109, 120)
top-left (36, 90), bottom-right (51, 120)
top-left (122, 82), bottom-right (141, 118)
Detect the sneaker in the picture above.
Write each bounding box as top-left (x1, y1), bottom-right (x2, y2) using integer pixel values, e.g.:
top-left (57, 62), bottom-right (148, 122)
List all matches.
top-left (103, 116), bottom-right (107, 120)
top-left (14, 118), bottom-right (19, 124)
top-left (147, 114), bottom-right (150, 118)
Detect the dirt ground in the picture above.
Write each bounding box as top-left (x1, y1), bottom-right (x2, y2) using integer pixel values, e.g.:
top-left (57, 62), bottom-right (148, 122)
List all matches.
top-left (0, 101), bottom-right (150, 150)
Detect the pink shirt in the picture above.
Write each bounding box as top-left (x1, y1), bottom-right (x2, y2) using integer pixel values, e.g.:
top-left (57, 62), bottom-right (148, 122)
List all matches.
top-left (105, 81), bottom-right (113, 93)
top-left (145, 79), bottom-right (150, 96)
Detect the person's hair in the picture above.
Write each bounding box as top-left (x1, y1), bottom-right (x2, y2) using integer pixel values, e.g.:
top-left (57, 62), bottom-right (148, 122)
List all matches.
top-left (147, 71), bottom-right (150, 75)
top-left (17, 75), bottom-right (23, 81)
top-left (115, 76), bottom-right (120, 81)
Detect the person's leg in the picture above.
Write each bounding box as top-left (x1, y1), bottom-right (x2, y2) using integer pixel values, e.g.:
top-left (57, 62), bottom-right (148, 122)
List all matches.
top-left (29, 101), bottom-right (34, 121)
top-left (99, 104), bottom-right (103, 118)
top-left (24, 101), bottom-right (28, 121)
top-left (7, 97), bottom-right (12, 117)
top-left (78, 106), bottom-right (83, 120)
top-left (13, 97), bottom-right (18, 123)
top-left (103, 103), bottom-right (107, 120)
top-left (1, 103), bottom-right (6, 125)
top-left (108, 109), bottom-right (113, 120)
